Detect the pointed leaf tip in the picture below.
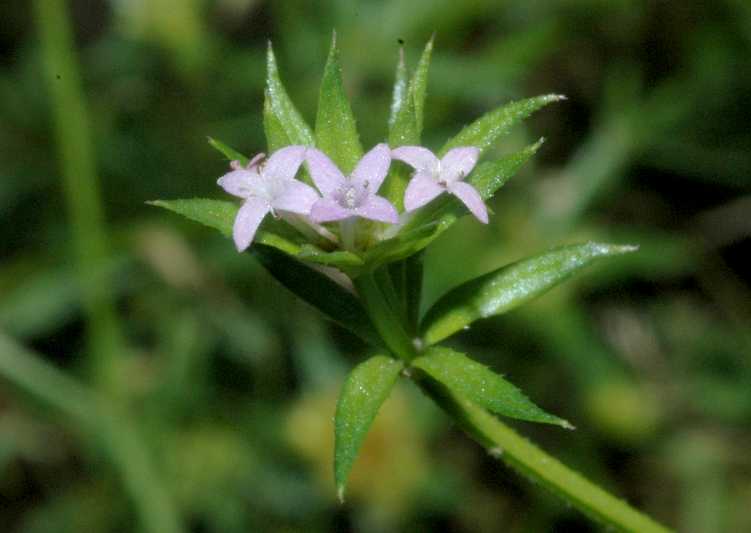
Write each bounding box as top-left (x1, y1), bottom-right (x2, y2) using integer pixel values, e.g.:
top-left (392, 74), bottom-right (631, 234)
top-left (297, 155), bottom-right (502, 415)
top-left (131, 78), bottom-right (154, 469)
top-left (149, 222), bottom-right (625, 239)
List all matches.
top-left (316, 28), bottom-right (363, 172)
top-left (440, 94), bottom-right (565, 155)
top-left (413, 347), bottom-right (572, 428)
top-left (421, 242), bottom-right (638, 345)
top-left (265, 42), bottom-right (315, 147)
top-left (207, 137), bottom-right (250, 166)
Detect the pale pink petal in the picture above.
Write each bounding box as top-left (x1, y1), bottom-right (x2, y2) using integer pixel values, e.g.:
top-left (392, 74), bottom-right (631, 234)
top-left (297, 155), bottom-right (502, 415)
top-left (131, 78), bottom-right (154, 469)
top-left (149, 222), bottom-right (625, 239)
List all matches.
top-left (305, 149), bottom-right (347, 196)
top-left (391, 146), bottom-right (439, 172)
top-left (233, 197), bottom-right (270, 251)
top-left (309, 198), bottom-right (353, 223)
top-left (355, 195), bottom-right (399, 223)
top-left (351, 143), bottom-right (391, 192)
top-left (218, 169), bottom-right (259, 198)
top-left (263, 145), bottom-right (306, 181)
top-left (404, 172), bottom-right (445, 212)
top-left (272, 180), bottom-right (319, 214)
top-left (441, 147), bottom-right (480, 183)
top-left (449, 181), bottom-right (488, 223)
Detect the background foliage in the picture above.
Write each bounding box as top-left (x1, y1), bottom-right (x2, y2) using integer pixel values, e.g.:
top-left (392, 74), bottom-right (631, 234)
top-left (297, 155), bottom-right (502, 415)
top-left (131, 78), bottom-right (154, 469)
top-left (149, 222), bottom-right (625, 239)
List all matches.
top-left (1, 1), bottom-right (750, 531)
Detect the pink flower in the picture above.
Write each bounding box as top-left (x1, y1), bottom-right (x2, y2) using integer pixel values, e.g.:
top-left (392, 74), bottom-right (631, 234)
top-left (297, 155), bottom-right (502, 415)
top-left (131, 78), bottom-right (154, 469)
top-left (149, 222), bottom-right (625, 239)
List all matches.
top-left (217, 146), bottom-right (319, 251)
top-left (306, 144), bottom-right (398, 224)
top-left (392, 146), bottom-right (488, 223)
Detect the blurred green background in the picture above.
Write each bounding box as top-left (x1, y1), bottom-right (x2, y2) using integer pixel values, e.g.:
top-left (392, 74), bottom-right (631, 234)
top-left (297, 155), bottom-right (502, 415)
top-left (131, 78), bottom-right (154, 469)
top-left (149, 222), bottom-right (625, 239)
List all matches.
top-left (2, 1), bottom-right (750, 531)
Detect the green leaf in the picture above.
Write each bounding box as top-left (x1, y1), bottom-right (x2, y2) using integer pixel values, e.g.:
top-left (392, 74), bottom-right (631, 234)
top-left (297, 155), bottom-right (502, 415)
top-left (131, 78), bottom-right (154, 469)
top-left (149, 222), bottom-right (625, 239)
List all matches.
top-left (148, 198), bottom-right (237, 238)
top-left (412, 347), bottom-right (571, 428)
top-left (471, 138), bottom-right (545, 198)
top-left (252, 244), bottom-right (380, 346)
top-left (411, 35), bottom-right (434, 134)
top-left (149, 199), bottom-right (362, 268)
top-left (440, 94), bottom-right (564, 155)
top-left (387, 47), bottom-right (408, 129)
top-left (383, 39), bottom-right (434, 209)
top-left (265, 43), bottom-right (315, 146)
top-left (263, 95), bottom-right (292, 152)
top-left (421, 242), bottom-right (638, 345)
top-left (335, 354), bottom-right (403, 500)
top-left (207, 137), bottom-right (250, 166)
top-left (315, 31), bottom-right (362, 174)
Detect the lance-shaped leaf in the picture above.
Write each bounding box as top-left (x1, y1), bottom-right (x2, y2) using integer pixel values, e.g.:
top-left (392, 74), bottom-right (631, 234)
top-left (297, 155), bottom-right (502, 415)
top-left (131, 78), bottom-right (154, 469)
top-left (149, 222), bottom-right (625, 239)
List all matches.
top-left (387, 47), bottom-right (408, 129)
top-left (265, 43), bottom-right (315, 146)
top-left (207, 137), bottom-right (250, 166)
top-left (440, 94), bottom-right (564, 155)
top-left (421, 242), bottom-right (638, 345)
top-left (149, 199), bottom-right (363, 269)
top-left (412, 347), bottom-right (571, 428)
top-left (316, 31), bottom-right (363, 174)
top-left (383, 39), bottom-right (433, 208)
top-left (411, 35), bottom-right (434, 134)
top-left (334, 354), bottom-right (403, 500)
top-left (252, 244), bottom-right (380, 346)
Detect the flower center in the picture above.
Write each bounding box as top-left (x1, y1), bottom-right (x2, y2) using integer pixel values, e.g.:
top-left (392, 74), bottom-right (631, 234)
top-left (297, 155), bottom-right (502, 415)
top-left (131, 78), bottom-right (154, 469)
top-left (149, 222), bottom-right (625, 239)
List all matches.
top-left (335, 183), bottom-right (367, 209)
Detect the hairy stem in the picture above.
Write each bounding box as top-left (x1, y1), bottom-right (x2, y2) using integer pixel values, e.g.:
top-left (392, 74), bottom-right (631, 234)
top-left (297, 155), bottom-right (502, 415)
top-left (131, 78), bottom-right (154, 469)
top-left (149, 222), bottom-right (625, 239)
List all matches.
top-left (0, 332), bottom-right (184, 533)
top-left (418, 377), bottom-right (673, 533)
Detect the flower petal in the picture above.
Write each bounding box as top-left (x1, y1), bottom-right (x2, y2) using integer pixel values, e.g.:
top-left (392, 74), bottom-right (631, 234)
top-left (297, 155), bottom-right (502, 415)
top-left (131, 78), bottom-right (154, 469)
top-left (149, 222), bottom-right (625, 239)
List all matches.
top-left (310, 198), bottom-right (353, 223)
top-left (305, 148), bottom-right (347, 196)
top-left (218, 169), bottom-right (259, 198)
top-left (273, 180), bottom-right (320, 214)
top-left (440, 147), bottom-right (480, 182)
top-left (264, 145), bottom-right (306, 181)
top-left (391, 146), bottom-right (439, 172)
top-left (233, 197), bottom-right (270, 251)
top-left (355, 195), bottom-right (399, 224)
top-left (449, 181), bottom-right (488, 223)
top-left (351, 143), bottom-right (391, 192)
top-left (404, 171), bottom-right (445, 212)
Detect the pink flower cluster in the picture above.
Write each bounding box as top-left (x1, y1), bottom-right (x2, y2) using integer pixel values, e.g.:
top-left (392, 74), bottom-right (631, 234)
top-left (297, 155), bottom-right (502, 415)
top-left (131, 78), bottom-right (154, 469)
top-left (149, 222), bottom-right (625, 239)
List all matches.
top-left (218, 143), bottom-right (488, 252)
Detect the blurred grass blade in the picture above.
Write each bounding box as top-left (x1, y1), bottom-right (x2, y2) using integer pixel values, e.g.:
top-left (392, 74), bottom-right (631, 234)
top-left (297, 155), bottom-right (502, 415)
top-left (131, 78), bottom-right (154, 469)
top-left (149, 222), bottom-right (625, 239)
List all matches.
top-left (252, 244), bottom-right (380, 345)
top-left (316, 31), bottom-right (363, 173)
top-left (34, 0), bottom-right (122, 391)
top-left (421, 242), bottom-right (638, 345)
top-left (388, 47), bottom-right (408, 129)
top-left (411, 35), bottom-right (434, 134)
top-left (266, 43), bottom-right (315, 146)
top-left (207, 137), bottom-right (250, 166)
top-left (413, 346), bottom-right (572, 428)
top-left (0, 331), bottom-right (183, 533)
top-left (149, 199), bottom-right (364, 268)
top-left (440, 94), bottom-right (564, 155)
top-left (335, 354), bottom-right (403, 500)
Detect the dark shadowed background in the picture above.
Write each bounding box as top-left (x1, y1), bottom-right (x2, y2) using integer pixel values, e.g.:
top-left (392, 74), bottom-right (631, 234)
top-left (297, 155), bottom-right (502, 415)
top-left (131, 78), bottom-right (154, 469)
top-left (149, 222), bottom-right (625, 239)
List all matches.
top-left (1, 1), bottom-right (750, 531)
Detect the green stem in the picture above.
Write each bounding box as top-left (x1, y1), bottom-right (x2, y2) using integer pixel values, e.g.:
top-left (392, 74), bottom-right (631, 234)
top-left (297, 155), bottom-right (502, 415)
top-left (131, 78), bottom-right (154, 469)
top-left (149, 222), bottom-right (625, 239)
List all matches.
top-left (34, 0), bottom-right (122, 392)
top-left (339, 218), bottom-right (357, 251)
top-left (0, 332), bottom-right (184, 533)
top-left (419, 378), bottom-right (673, 533)
top-left (354, 272), bottom-right (416, 361)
